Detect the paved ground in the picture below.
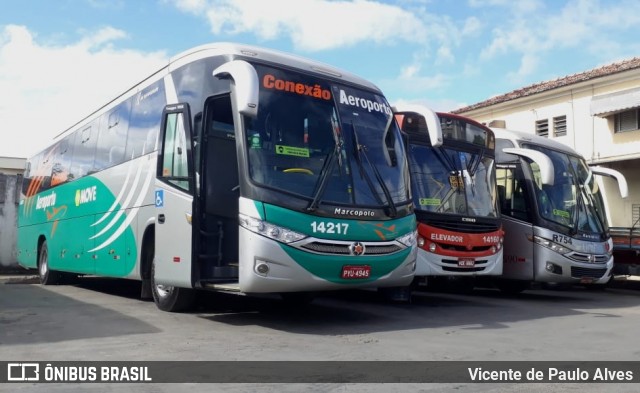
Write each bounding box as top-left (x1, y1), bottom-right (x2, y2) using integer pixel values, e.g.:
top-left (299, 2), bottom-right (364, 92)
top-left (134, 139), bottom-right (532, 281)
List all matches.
top-left (1, 275), bottom-right (640, 392)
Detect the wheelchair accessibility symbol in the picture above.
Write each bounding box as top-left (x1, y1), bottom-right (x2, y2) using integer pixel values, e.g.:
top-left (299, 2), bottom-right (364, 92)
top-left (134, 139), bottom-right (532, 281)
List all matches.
top-left (155, 190), bottom-right (164, 207)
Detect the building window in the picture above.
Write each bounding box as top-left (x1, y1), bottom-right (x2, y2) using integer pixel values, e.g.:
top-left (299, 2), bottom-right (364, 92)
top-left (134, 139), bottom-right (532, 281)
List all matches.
top-left (614, 109), bottom-right (639, 133)
top-left (553, 115), bottom-right (567, 137)
top-left (496, 167), bottom-right (531, 222)
top-left (633, 204), bottom-right (640, 227)
top-left (535, 119), bottom-right (549, 137)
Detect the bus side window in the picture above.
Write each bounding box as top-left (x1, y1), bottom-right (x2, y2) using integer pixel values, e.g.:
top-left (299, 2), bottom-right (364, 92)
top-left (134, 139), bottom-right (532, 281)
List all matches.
top-left (70, 124), bottom-right (98, 179)
top-left (50, 137), bottom-right (73, 187)
top-left (160, 112), bottom-right (190, 192)
top-left (128, 80), bottom-right (165, 158)
top-left (497, 166), bottom-right (531, 222)
top-left (94, 100), bottom-right (131, 171)
top-left (497, 184), bottom-right (507, 213)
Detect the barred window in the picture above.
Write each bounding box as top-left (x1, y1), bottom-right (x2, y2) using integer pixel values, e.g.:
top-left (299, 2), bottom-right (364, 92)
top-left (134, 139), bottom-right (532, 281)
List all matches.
top-left (633, 204), bottom-right (640, 227)
top-left (614, 109), bottom-right (639, 133)
top-left (553, 115), bottom-right (567, 137)
top-left (535, 119), bottom-right (549, 137)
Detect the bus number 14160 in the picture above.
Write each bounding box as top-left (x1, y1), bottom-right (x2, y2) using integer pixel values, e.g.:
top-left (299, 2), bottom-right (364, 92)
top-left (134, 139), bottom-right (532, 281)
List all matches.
top-left (311, 221), bottom-right (349, 235)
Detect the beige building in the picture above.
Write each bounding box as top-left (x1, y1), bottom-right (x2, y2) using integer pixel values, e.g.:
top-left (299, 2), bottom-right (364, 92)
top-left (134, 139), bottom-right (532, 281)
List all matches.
top-left (454, 58), bottom-right (640, 228)
top-left (0, 156), bottom-right (25, 267)
top-left (0, 156), bottom-right (26, 176)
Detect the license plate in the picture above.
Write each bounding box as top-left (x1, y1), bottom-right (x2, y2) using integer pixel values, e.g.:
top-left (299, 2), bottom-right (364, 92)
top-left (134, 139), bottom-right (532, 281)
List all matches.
top-left (458, 258), bottom-right (475, 267)
top-left (341, 265), bottom-right (371, 279)
top-left (580, 277), bottom-right (595, 284)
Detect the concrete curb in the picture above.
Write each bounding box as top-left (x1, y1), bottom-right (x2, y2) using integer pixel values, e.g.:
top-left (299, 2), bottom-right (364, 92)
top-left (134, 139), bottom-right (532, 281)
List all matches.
top-left (0, 275), bottom-right (40, 284)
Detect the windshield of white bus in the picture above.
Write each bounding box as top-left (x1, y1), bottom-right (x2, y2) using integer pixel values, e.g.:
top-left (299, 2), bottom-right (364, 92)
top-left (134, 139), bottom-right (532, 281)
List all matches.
top-left (523, 144), bottom-right (608, 234)
top-left (244, 64), bottom-right (409, 208)
top-left (408, 144), bottom-right (498, 218)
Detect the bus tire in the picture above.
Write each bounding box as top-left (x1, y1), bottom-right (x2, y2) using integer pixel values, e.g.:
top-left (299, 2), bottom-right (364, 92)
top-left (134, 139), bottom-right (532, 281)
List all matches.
top-left (38, 240), bottom-right (60, 285)
top-left (150, 258), bottom-right (196, 312)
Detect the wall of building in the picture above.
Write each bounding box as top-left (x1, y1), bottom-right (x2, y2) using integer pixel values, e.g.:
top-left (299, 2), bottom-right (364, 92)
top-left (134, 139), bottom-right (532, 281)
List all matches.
top-left (597, 160), bottom-right (640, 228)
top-left (0, 157), bottom-right (25, 267)
top-left (0, 173), bottom-right (22, 266)
top-left (592, 79), bottom-right (640, 163)
top-left (458, 71), bottom-right (640, 229)
top-left (0, 157), bottom-right (26, 176)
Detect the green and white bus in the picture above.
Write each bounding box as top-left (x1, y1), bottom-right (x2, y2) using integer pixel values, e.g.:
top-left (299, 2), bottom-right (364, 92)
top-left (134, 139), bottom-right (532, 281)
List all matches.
top-left (17, 43), bottom-right (418, 311)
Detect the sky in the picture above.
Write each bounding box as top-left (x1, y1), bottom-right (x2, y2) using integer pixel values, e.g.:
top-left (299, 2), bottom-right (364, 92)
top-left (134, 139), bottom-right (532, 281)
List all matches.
top-left (1, 0), bottom-right (640, 158)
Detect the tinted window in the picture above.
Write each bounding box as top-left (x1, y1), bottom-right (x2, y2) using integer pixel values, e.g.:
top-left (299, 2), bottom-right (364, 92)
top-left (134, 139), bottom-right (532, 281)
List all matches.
top-left (50, 137), bottom-right (74, 186)
top-left (495, 138), bottom-right (518, 164)
top-left (496, 166), bottom-right (531, 222)
top-left (127, 81), bottom-right (165, 159)
top-left (70, 123), bottom-right (98, 179)
top-left (160, 111), bottom-right (190, 191)
top-left (94, 100), bottom-right (131, 170)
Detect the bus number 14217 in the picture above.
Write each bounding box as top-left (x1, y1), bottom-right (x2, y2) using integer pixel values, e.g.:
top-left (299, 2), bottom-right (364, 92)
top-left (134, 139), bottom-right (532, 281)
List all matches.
top-left (311, 221), bottom-right (349, 235)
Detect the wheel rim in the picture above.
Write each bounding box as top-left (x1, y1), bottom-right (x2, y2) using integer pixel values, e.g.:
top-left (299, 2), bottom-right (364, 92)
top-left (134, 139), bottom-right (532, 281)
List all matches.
top-left (155, 283), bottom-right (173, 298)
top-left (39, 249), bottom-right (48, 278)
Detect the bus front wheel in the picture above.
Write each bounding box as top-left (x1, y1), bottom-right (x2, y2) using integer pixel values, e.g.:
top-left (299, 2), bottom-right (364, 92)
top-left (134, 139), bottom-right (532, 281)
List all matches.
top-left (150, 258), bottom-right (196, 312)
top-left (38, 240), bottom-right (60, 285)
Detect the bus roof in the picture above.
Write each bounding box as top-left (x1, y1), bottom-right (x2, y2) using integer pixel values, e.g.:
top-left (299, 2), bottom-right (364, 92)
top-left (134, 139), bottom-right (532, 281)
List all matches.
top-left (170, 42), bottom-right (382, 93)
top-left (491, 127), bottom-right (579, 156)
top-left (437, 111), bottom-right (493, 133)
top-left (50, 42), bottom-right (383, 148)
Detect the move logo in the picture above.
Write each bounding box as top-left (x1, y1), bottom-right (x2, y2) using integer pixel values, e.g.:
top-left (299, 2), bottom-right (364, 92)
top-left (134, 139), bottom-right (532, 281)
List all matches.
top-left (35, 192), bottom-right (57, 210)
top-left (75, 186), bottom-right (97, 207)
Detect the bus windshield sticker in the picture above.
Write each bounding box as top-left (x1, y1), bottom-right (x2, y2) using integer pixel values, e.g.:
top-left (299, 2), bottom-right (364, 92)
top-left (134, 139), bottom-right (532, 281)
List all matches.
top-left (449, 174), bottom-right (464, 190)
top-left (553, 209), bottom-right (570, 219)
top-left (419, 198), bottom-right (441, 206)
top-left (275, 145), bottom-right (310, 158)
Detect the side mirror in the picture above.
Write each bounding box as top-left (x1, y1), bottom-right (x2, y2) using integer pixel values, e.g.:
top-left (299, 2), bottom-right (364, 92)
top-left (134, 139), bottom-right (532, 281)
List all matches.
top-left (589, 166), bottom-right (629, 198)
top-left (213, 60), bottom-right (259, 118)
top-left (503, 147), bottom-right (555, 186)
top-left (392, 104), bottom-right (443, 147)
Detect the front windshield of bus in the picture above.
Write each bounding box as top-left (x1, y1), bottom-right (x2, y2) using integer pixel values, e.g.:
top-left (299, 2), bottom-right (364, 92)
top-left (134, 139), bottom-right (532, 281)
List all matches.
top-left (244, 64), bottom-right (409, 209)
top-left (523, 144), bottom-right (607, 234)
top-left (408, 144), bottom-right (497, 218)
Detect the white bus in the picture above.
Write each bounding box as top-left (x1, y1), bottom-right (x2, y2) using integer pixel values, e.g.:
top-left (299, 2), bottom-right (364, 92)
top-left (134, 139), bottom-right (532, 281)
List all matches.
top-left (17, 43), bottom-right (418, 311)
top-left (493, 128), bottom-right (627, 292)
top-left (394, 107), bottom-right (503, 291)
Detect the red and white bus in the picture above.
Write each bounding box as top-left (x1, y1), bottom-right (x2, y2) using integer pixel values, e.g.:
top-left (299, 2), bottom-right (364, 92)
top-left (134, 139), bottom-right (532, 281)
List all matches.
top-left (394, 106), bottom-right (503, 290)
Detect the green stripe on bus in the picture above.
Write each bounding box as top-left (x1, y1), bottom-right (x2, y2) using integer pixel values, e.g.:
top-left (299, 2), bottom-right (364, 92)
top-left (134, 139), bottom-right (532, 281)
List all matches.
top-left (18, 176), bottom-right (138, 277)
top-left (263, 203), bottom-right (416, 241)
top-left (281, 245), bottom-right (411, 284)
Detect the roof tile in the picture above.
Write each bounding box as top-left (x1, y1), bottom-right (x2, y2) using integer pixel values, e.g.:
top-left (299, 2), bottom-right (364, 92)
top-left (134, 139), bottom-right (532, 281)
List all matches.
top-left (453, 57), bottom-right (640, 113)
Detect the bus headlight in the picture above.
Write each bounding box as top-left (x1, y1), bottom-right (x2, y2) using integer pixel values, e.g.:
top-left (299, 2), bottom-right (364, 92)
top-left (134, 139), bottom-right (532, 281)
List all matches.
top-left (397, 230), bottom-right (418, 248)
top-left (533, 235), bottom-right (570, 255)
top-left (239, 214), bottom-right (306, 244)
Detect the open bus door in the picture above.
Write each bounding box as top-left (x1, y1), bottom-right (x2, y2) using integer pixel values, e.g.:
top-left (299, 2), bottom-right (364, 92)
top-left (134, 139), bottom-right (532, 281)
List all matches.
top-left (153, 103), bottom-right (197, 311)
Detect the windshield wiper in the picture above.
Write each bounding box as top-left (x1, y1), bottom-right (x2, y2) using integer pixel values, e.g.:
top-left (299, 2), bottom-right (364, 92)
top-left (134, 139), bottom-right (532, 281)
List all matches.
top-left (576, 184), bottom-right (606, 234)
top-left (307, 116), bottom-right (343, 212)
top-left (352, 122), bottom-right (398, 217)
top-left (306, 145), bottom-right (339, 212)
top-left (434, 187), bottom-right (460, 214)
